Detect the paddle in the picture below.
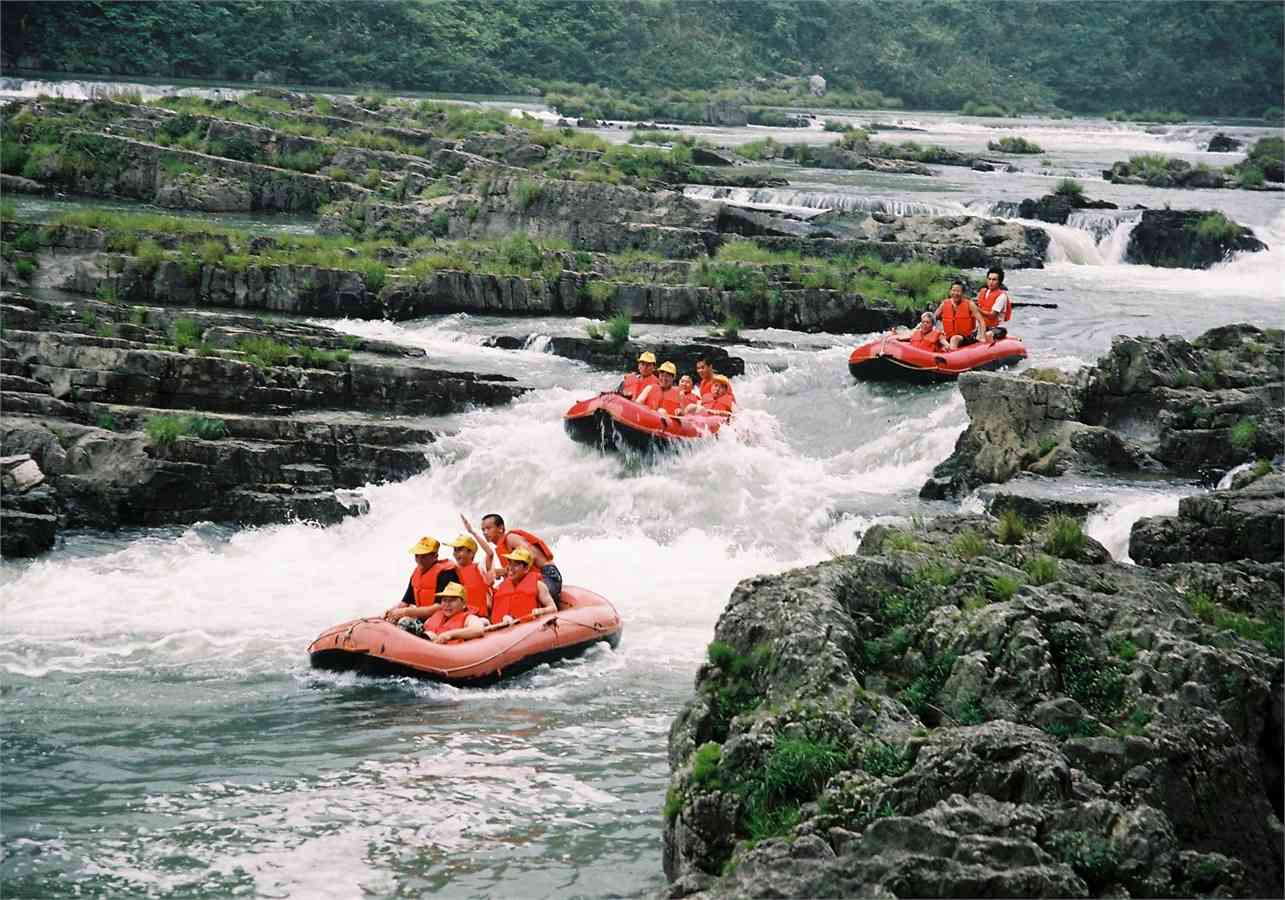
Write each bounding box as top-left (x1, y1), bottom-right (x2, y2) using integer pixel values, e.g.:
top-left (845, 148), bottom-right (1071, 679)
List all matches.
top-left (1011, 302), bottom-right (1058, 309)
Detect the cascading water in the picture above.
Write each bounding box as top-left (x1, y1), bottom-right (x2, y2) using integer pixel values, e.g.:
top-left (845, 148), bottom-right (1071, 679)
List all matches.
top-left (683, 185), bottom-right (965, 217)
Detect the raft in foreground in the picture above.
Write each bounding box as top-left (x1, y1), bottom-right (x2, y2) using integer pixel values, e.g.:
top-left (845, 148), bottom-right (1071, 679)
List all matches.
top-left (563, 392), bottom-right (725, 452)
top-left (848, 335), bottom-right (1028, 384)
top-left (308, 586), bottom-right (623, 685)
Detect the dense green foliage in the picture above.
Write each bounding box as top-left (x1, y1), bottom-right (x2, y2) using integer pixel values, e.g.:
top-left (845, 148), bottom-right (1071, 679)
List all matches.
top-left (3, 1), bottom-right (1280, 116)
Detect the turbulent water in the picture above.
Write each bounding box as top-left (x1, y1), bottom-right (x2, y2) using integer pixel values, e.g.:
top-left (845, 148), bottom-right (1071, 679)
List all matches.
top-left (2, 90), bottom-right (1283, 898)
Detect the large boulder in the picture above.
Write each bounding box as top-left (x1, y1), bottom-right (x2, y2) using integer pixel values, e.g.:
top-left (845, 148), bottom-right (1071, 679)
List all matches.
top-left (1129, 470), bottom-right (1284, 565)
top-left (924, 325), bottom-right (1285, 498)
top-left (1126, 209), bottom-right (1266, 268)
top-left (663, 513), bottom-right (1284, 898)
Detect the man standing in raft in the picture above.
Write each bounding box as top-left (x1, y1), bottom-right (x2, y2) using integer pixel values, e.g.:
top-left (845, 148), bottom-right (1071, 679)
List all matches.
top-left (621, 351), bottom-right (659, 400)
top-left (412, 582), bottom-right (490, 642)
top-left (934, 280), bottom-right (986, 350)
top-left (477, 513), bottom-right (563, 602)
top-left (976, 266), bottom-right (1012, 342)
top-left (383, 536), bottom-right (458, 625)
top-left (490, 547), bottom-right (557, 624)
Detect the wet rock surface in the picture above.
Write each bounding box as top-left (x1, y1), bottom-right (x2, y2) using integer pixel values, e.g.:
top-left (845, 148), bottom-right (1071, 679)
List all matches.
top-left (923, 324), bottom-right (1284, 498)
top-left (0, 290), bottom-right (524, 557)
top-left (663, 512), bottom-right (1283, 898)
top-left (1129, 471), bottom-right (1284, 565)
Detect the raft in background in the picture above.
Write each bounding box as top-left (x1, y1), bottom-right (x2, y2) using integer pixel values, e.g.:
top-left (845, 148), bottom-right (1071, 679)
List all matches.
top-left (308, 586), bottom-right (623, 685)
top-left (848, 334), bottom-right (1028, 384)
top-left (563, 392), bottom-right (725, 453)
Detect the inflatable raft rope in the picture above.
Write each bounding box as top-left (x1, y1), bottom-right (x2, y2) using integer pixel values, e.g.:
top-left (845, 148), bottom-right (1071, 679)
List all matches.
top-left (563, 392), bottom-right (725, 452)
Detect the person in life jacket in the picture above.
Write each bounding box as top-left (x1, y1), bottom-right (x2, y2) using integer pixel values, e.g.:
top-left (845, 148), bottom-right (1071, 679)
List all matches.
top-left (382, 536), bottom-right (459, 624)
top-left (478, 513), bottom-right (563, 601)
top-left (934, 280), bottom-right (986, 350)
top-left (975, 266), bottom-right (1012, 343)
top-left (676, 374), bottom-right (701, 411)
top-left (898, 311), bottom-right (948, 351)
top-left (444, 529), bottom-right (496, 619)
top-left (621, 351), bottom-right (659, 400)
top-left (695, 357), bottom-right (735, 402)
top-left (489, 546), bottom-right (557, 625)
top-left (398, 582), bottom-right (490, 641)
top-left (692, 373), bottom-right (736, 418)
top-left (637, 361), bottom-right (683, 414)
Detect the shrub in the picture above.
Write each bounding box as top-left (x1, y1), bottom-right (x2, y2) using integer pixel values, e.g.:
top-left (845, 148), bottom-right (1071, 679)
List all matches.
top-left (1053, 178), bottom-right (1085, 198)
top-left (861, 741), bottom-right (912, 778)
top-left (716, 314), bottom-right (742, 339)
top-left (883, 529), bottom-right (925, 553)
top-left (186, 416), bottom-right (227, 440)
top-left (172, 318), bottom-right (202, 351)
top-left (988, 136), bottom-right (1043, 154)
top-left (743, 736), bottom-right (848, 840)
top-left (198, 240), bottom-right (225, 265)
top-left (1237, 166), bottom-right (1265, 188)
top-left (1037, 435), bottom-right (1059, 457)
top-left (1229, 417), bottom-right (1257, 450)
top-left (12, 229), bottom-right (40, 253)
top-left (1026, 554), bottom-right (1060, 586)
top-left (1110, 635), bottom-right (1138, 661)
top-left (605, 313), bottom-right (631, 348)
top-left (237, 336), bottom-right (295, 368)
top-left (586, 280), bottom-right (617, 305)
top-left (584, 321), bottom-right (604, 340)
top-left (691, 741), bottom-right (722, 787)
top-left (135, 239), bottom-right (165, 274)
top-left (145, 415), bottom-right (184, 447)
top-left (130, 306), bottom-right (149, 325)
top-left (14, 259), bottom-right (36, 280)
top-left (996, 508), bottom-right (1026, 544)
top-left (429, 209), bottom-right (450, 238)
top-left (1192, 212), bottom-right (1241, 242)
top-left (1047, 832), bottom-right (1121, 894)
top-left (96, 413), bottom-right (117, 431)
top-left (511, 177), bottom-right (542, 209)
top-left (1048, 622), bottom-right (1127, 717)
top-left (0, 200), bottom-right (17, 223)
top-left (1043, 515), bottom-right (1086, 560)
top-left (988, 574), bottom-right (1023, 602)
top-left (950, 529), bottom-right (986, 561)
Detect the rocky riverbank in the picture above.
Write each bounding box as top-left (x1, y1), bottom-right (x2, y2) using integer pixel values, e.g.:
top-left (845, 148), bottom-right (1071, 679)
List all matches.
top-left (0, 286), bottom-right (524, 557)
top-left (922, 324), bottom-right (1284, 499)
top-left (663, 502), bottom-right (1283, 898)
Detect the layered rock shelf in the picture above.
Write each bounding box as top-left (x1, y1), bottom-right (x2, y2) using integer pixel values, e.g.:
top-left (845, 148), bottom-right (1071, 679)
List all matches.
top-left (663, 510), bottom-right (1283, 898)
top-left (0, 289), bottom-right (524, 557)
top-left (923, 324), bottom-right (1284, 499)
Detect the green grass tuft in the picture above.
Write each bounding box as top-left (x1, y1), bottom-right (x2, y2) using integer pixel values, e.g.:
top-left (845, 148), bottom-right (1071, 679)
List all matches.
top-left (996, 508), bottom-right (1026, 545)
top-left (1043, 514), bottom-right (1086, 560)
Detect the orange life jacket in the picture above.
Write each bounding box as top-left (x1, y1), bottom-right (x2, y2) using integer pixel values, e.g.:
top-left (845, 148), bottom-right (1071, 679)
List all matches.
top-left (425, 607), bottom-right (472, 635)
top-left (680, 390), bottom-right (701, 410)
top-left (909, 326), bottom-right (944, 351)
top-left (455, 562), bottom-right (490, 617)
top-left (410, 560), bottom-right (456, 607)
top-left (657, 387), bottom-right (683, 414)
top-left (623, 373), bottom-right (658, 400)
top-left (491, 572), bottom-right (540, 623)
top-left (976, 287), bottom-right (1012, 326)
top-left (704, 392), bottom-right (735, 416)
top-left (699, 378), bottom-right (735, 402)
top-left (499, 529), bottom-right (554, 565)
top-left (937, 298), bottom-right (976, 339)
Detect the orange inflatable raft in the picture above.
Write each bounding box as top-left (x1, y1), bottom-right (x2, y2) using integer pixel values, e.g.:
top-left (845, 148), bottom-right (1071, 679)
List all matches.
top-left (848, 334), bottom-right (1028, 384)
top-left (307, 585), bottom-right (623, 685)
top-left (563, 392), bottom-right (725, 452)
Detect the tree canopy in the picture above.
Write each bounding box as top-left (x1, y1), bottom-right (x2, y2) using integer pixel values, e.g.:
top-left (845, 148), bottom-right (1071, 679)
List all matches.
top-left (2, 0), bottom-right (1280, 115)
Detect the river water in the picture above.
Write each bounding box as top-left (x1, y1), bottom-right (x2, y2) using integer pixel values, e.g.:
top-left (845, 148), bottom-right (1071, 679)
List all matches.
top-left (2, 88), bottom-right (1283, 898)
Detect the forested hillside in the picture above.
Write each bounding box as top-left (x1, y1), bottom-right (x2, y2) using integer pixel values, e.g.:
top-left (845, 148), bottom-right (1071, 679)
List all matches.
top-left (2, 0), bottom-right (1281, 116)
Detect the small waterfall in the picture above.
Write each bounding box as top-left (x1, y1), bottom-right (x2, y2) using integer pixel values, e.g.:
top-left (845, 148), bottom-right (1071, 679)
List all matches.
top-left (1032, 211), bottom-right (1143, 267)
top-left (683, 185), bottom-right (966, 217)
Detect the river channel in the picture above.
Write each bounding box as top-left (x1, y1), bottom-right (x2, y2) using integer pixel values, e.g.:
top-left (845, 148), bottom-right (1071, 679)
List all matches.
top-left (1, 81), bottom-right (1282, 898)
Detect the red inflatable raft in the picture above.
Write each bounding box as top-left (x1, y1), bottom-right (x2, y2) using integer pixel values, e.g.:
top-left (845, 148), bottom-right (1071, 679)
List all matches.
top-left (848, 334), bottom-right (1028, 384)
top-left (563, 392), bottom-right (725, 452)
top-left (308, 586), bottom-right (623, 685)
